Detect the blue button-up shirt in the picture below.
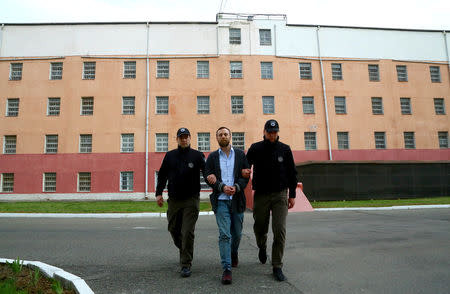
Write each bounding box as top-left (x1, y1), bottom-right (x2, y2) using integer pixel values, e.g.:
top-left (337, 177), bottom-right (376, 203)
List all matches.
top-left (218, 147), bottom-right (235, 200)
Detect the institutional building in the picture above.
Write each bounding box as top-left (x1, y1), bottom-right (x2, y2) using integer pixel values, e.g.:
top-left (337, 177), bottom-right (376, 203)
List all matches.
top-left (1, 13), bottom-right (449, 199)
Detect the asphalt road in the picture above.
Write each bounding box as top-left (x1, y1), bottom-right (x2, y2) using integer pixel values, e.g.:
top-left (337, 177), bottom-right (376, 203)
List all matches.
top-left (1, 209), bottom-right (449, 294)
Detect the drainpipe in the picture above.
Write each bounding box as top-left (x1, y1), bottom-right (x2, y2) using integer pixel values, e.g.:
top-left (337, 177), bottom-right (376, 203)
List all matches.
top-left (316, 26), bottom-right (333, 160)
top-left (444, 31), bottom-right (450, 84)
top-left (145, 22), bottom-right (150, 199)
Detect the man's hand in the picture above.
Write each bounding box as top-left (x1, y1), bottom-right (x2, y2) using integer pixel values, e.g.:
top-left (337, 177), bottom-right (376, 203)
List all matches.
top-left (241, 168), bottom-right (251, 178)
top-left (156, 195), bottom-right (164, 207)
top-left (223, 185), bottom-right (236, 196)
top-left (288, 197), bottom-right (295, 209)
top-left (207, 174), bottom-right (217, 185)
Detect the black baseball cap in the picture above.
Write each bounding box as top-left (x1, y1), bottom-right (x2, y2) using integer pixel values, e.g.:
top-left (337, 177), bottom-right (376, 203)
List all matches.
top-left (264, 119), bottom-right (279, 132)
top-left (177, 127), bottom-right (190, 137)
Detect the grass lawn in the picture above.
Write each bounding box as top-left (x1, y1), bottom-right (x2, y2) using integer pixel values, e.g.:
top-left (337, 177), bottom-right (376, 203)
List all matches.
top-left (310, 196), bottom-right (450, 208)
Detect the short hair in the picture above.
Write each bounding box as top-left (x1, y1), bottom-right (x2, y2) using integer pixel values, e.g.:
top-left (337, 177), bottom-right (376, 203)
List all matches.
top-left (216, 126), bottom-right (231, 135)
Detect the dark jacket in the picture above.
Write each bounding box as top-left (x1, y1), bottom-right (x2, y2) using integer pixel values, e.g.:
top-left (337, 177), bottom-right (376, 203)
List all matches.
top-left (246, 137), bottom-right (298, 198)
top-left (155, 146), bottom-right (205, 199)
top-left (205, 148), bottom-right (250, 213)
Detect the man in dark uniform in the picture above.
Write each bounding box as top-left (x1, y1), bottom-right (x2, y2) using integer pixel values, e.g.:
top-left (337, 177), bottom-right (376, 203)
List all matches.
top-left (155, 127), bottom-right (205, 278)
top-left (244, 119), bottom-right (298, 281)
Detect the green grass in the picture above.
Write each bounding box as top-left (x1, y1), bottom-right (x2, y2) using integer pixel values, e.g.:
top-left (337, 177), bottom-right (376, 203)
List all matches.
top-left (310, 197), bottom-right (450, 208)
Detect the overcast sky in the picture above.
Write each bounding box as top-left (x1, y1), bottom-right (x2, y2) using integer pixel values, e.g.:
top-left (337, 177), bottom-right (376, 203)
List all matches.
top-left (1, 0), bottom-right (449, 30)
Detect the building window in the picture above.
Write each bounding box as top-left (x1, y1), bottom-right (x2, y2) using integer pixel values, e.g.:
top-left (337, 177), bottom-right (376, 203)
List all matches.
top-left (404, 132), bottom-right (415, 149)
top-left (368, 64), bottom-right (379, 81)
top-left (262, 96), bottom-right (275, 114)
top-left (430, 66), bottom-right (441, 83)
top-left (78, 172), bottom-right (91, 192)
top-left (230, 61), bottom-right (243, 78)
top-left (83, 62), bottom-right (96, 80)
top-left (232, 132), bottom-right (245, 150)
top-left (120, 171), bottom-right (134, 191)
top-left (156, 61), bottom-right (169, 78)
top-left (45, 135), bottom-right (58, 154)
top-left (334, 96), bottom-right (347, 114)
top-left (122, 96), bottom-right (135, 115)
top-left (261, 62), bottom-right (273, 79)
top-left (331, 63), bottom-right (342, 80)
top-left (81, 97), bottom-right (94, 115)
top-left (229, 28), bottom-right (241, 44)
top-left (375, 132), bottom-right (386, 149)
top-left (337, 132), bottom-right (349, 150)
top-left (197, 61), bottom-right (209, 78)
top-left (438, 131), bottom-right (449, 148)
top-left (6, 98), bottom-right (19, 117)
top-left (396, 65), bottom-right (408, 82)
top-left (156, 133), bottom-right (168, 152)
top-left (79, 134), bottom-right (92, 153)
top-left (3, 135), bottom-right (16, 154)
top-left (434, 98), bottom-right (445, 115)
top-left (9, 63), bottom-right (23, 80)
top-left (231, 96), bottom-right (244, 114)
top-left (371, 97), bottom-right (384, 115)
top-left (197, 96), bottom-right (210, 114)
top-left (197, 133), bottom-right (210, 152)
top-left (47, 98), bottom-right (61, 116)
top-left (156, 96), bottom-right (169, 114)
top-left (50, 62), bottom-right (63, 80)
top-left (302, 96), bottom-right (315, 114)
top-left (299, 63), bottom-right (312, 80)
top-left (43, 173), bottom-right (56, 192)
top-left (259, 29), bottom-right (271, 46)
top-left (304, 132), bottom-right (317, 150)
top-left (121, 134), bottom-right (134, 153)
top-left (400, 98), bottom-right (412, 115)
top-left (1, 173), bottom-right (14, 192)
top-left (124, 61), bottom-right (136, 79)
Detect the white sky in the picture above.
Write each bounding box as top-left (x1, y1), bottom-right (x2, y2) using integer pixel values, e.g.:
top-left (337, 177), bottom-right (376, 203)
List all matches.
top-left (1, 0), bottom-right (449, 30)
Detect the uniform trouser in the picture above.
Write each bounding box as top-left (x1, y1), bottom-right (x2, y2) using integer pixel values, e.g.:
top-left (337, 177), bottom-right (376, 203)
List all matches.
top-left (253, 189), bottom-right (288, 269)
top-left (167, 197), bottom-right (200, 268)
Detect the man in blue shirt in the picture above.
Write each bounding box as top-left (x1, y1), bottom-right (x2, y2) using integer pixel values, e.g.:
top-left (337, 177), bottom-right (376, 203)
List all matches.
top-left (205, 127), bottom-right (250, 285)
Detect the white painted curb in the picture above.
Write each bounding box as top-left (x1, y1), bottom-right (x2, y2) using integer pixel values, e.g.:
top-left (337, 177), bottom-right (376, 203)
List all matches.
top-left (0, 211), bottom-right (215, 218)
top-left (0, 258), bottom-right (94, 294)
top-left (314, 204), bottom-right (450, 211)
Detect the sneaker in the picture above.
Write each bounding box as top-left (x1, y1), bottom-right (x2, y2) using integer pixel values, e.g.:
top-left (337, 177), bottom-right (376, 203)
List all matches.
top-left (273, 267), bottom-right (286, 281)
top-left (221, 269), bottom-right (232, 285)
top-left (258, 248), bottom-right (267, 264)
top-left (180, 267), bottom-right (191, 278)
top-left (231, 253), bottom-right (238, 267)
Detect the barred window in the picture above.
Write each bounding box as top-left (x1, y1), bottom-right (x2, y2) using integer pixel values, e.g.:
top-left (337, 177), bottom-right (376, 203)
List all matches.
top-left (302, 96), bottom-right (315, 114)
top-left (231, 96), bottom-right (244, 114)
top-left (368, 64), bottom-right (379, 81)
top-left (78, 172), bottom-right (91, 192)
top-left (120, 171), bottom-right (134, 191)
top-left (434, 98), bottom-right (445, 115)
top-left (304, 132), bottom-right (317, 150)
top-left (404, 132), bottom-right (415, 149)
top-left (331, 63), bottom-right (342, 80)
top-left (371, 97), bottom-right (383, 115)
top-left (47, 98), bottom-right (60, 116)
top-left (337, 132), bottom-right (349, 150)
top-left (299, 63), bottom-right (312, 80)
top-left (10, 63), bottom-right (23, 80)
top-left (81, 97), bottom-right (94, 115)
top-left (261, 62), bottom-right (273, 79)
top-left (156, 133), bottom-right (168, 152)
top-left (375, 132), bottom-right (386, 149)
top-left (430, 66), bottom-right (441, 83)
top-left (259, 29), bottom-right (271, 45)
top-left (122, 96), bottom-right (135, 115)
top-left (334, 96), bottom-right (347, 114)
top-left (6, 98), bottom-right (19, 117)
top-left (400, 98), bottom-right (412, 115)
top-left (4, 135), bottom-right (16, 154)
top-left (232, 132), bottom-right (245, 150)
top-left (79, 134), bottom-right (92, 153)
top-left (262, 96), bottom-right (275, 114)
top-left (83, 62), bottom-right (96, 80)
top-left (230, 61), bottom-right (243, 78)
top-left (121, 134), bottom-right (134, 153)
top-left (438, 132), bottom-right (449, 148)
top-left (156, 96), bottom-right (169, 114)
top-left (157, 61), bottom-right (169, 78)
top-left (197, 133), bottom-right (210, 152)
top-left (197, 61), bottom-right (209, 78)
top-left (50, 62), bottom-right (63, 80)
top-left (229, 28), bottom-right (241, 44)
top-left (396, 65), bottom-right (408, 82)
top-left (43, 173), bottom-right (56, 192)
top-left (45, 135), bottom-right (58, 154)
top-left (124, 61), bottom-right (136, 79)
top-left (1, 173), bottom-right (14, 192)
top-left (197, 96), bottom-right (210, 114)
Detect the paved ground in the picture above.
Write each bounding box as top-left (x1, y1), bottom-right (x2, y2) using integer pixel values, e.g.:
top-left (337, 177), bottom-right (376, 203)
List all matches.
top-left (1, 208), bottom-right (449, 294)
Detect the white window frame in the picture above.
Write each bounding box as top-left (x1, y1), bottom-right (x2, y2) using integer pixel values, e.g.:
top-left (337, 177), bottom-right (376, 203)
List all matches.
top-left (120, 171), bottom-right (134, 191)
top-left (81, 97), bottom-right (94, 115)
top-left (122, 96), bottom-right (135, 115)
top-left (261, 62), bottom-right (273, 79)
top-left (400, 97), bottom-right (412, 115)
top-left (334, 96), bottom-right (347, 114)
top-left (396, 65), bottom-right (408, 82)
top-left (6, 98), bottom-right (19, 117)
top-left (404, 132), bottom-right (416, 149)
top-left (156, 96), bottom-right (169, 114)
top-left (1, 173), bottom-right (14, 192)
top-left (3, 135), bottom-right (16, 154)
top-left (304, 132), bottom-right (317, 150)
top-left (299, 63), bottom-right (312, 80)
top-left (337, 132), bottom-right (349, 150)
top-left (434, 98), bottom-right (445, 115)
top-left (430, 66), bottom-right (441, 83)
top-left (123, 61), bottom-right (136, 79)
top-left (375, 132), bottom-right (386, 149)
top-left (47, 97), bottom-right (61, 116)
top-left (50, 62), bottom-right (63, 80)
top-left (155, 133), bottom-right (168, 152)
top-left (43, 172), bottom-right (56, 192)
top-left (231, 96), bottom-right (244, 114)
top-left (79, 134), bottom-right (92, 153)
top-left (259, 29), bottom-right (272, 46)
top-left (371, 97), bottom-right (384, 115)
top-left (77, 172), bottom-right (91, 192)
top-left (197, 61), bottom-right (209, 79)
top-left (45, 135), bottom-right (58, 154)
top-left (83, 62), bottom-right (96, 80)
top-left (438, 132), bottom-right (449, 148)
top-left (262, 96), bottom-right (275, 114)
top-left (229, 28), bottom-right (241, 44)
top-left (156, 61), bottom-right (169, 78)
top-left (197, 96), bottom-right (210, 114)
top-left (232, 132), bottom-right (245, 150)
top-left (9, 63), bottom-right (23, 81)
top-left (368, 64), bottom-right (380, 81)
top-left (230, 61), bottom-right (243, 78)
top-left (197, 132), bottom-right (210, 152)
top-left (302, 96), bottom-right (315, 114)
top-left (332, 63), bottom-right (343, 80)
top-left (121, 134), bottom-right (134, 153)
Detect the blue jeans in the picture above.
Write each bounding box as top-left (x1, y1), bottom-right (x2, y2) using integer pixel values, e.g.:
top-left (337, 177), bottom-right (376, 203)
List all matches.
top-left (215, 200), bottom-right (244, 271)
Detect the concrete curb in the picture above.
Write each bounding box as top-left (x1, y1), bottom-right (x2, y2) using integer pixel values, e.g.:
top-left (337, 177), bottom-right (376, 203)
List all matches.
top-left (0, 258), bottom-right (94, 294)
top-left (0, 211), bottom-right (215, 218)
top-left (314, 204), bottom-right (450, 211)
